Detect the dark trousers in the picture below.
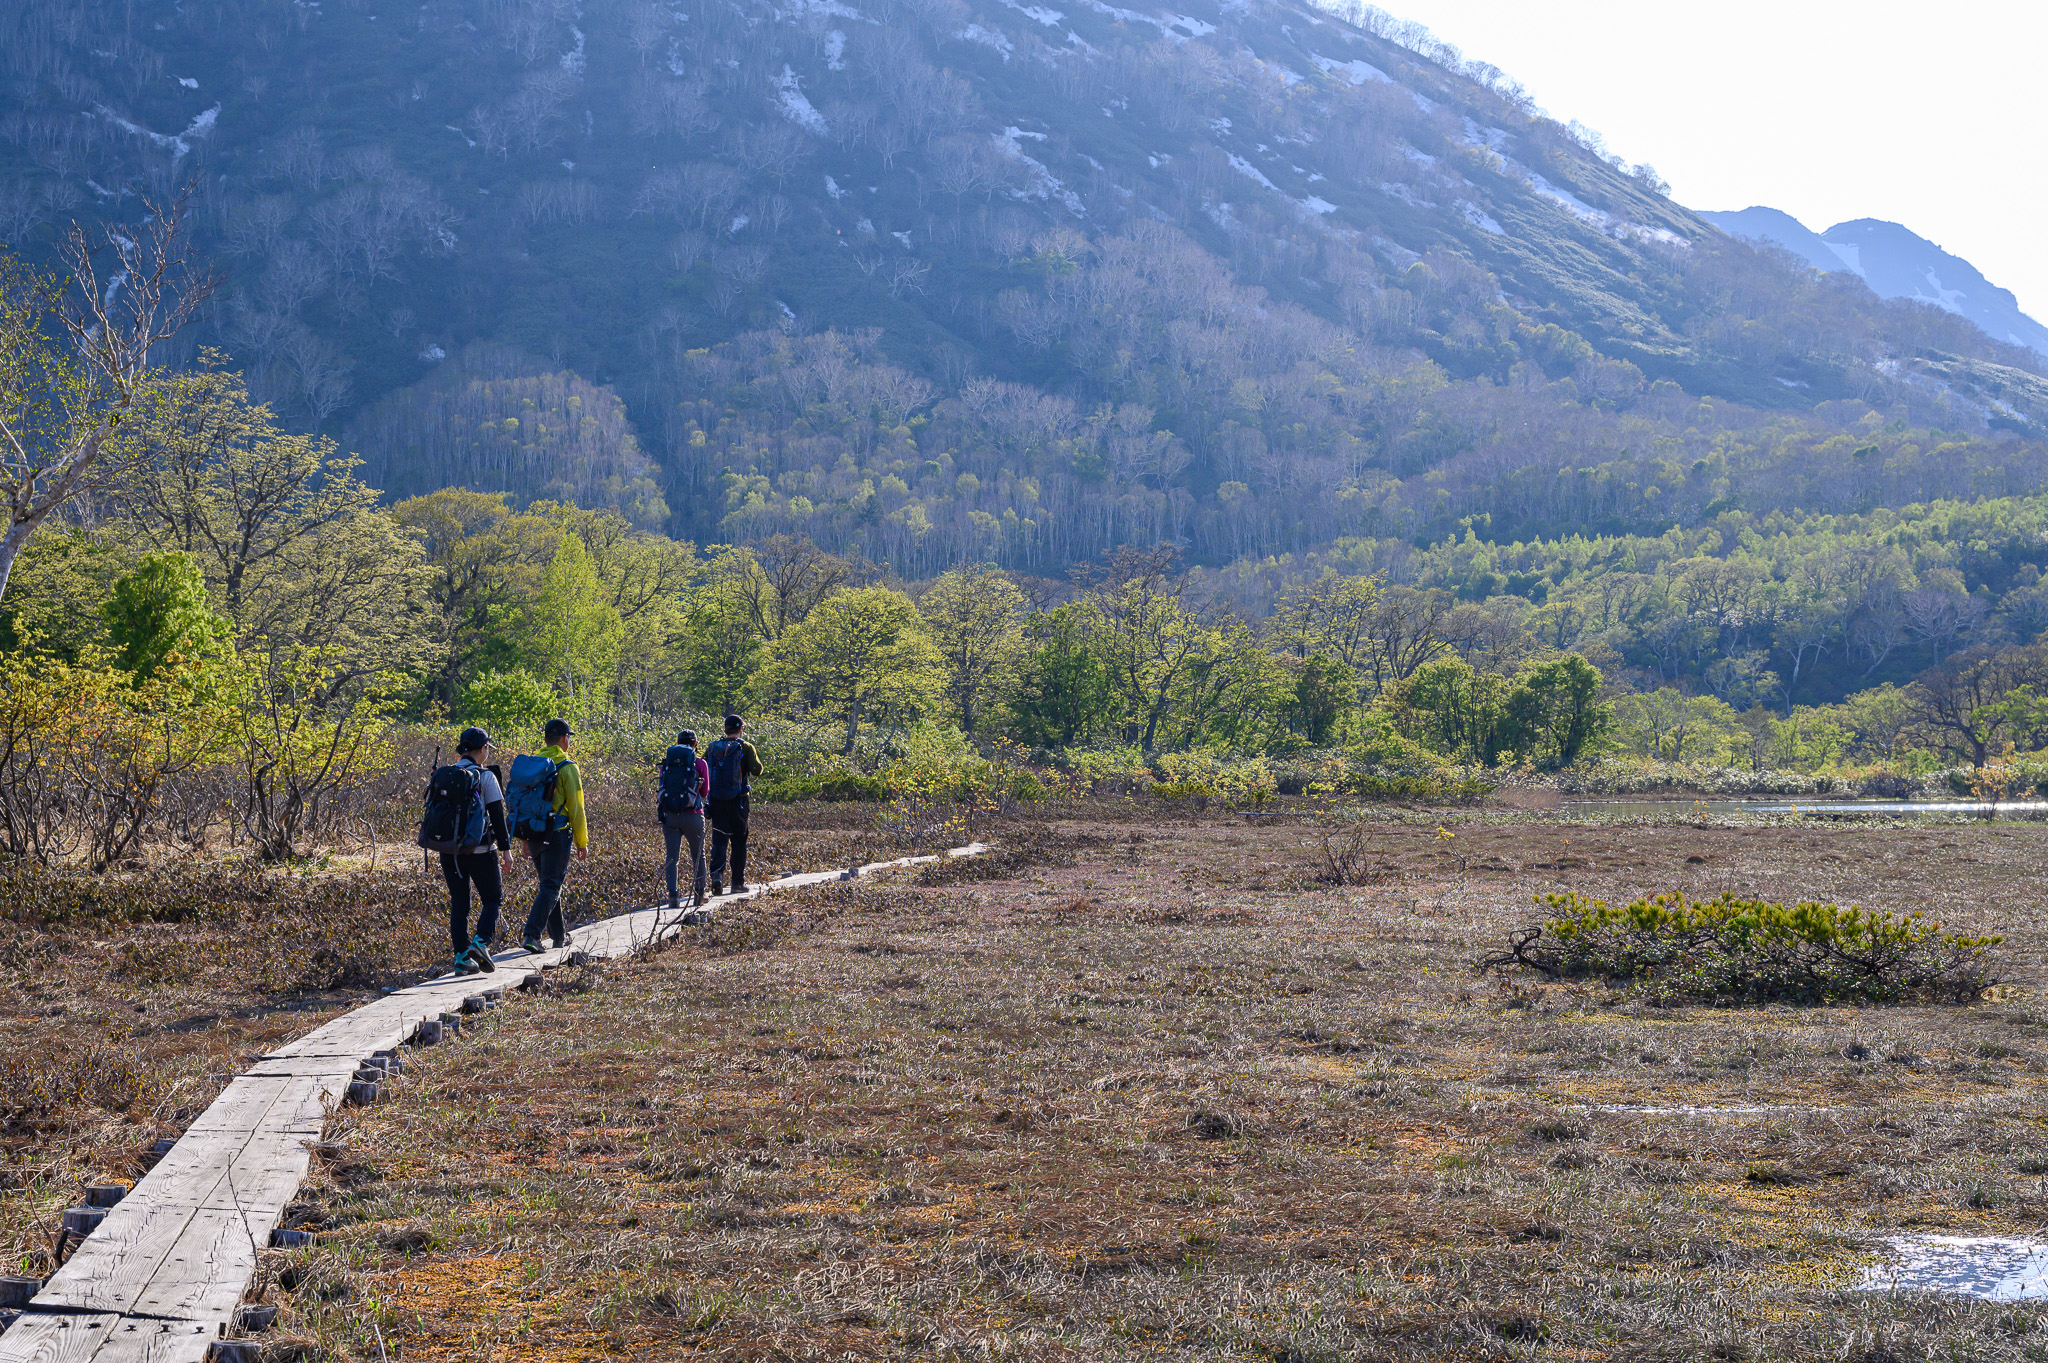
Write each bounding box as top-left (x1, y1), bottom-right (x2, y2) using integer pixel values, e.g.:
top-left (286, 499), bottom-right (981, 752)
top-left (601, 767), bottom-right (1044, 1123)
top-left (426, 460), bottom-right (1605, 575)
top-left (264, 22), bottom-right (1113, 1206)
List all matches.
top-left (663, 811), bottom-right (706, 908)
top-left (707, 797), bottom-right (748, 888)
top-left (441, 851), bottom-right (502, 956)
top-left (521, 828), bottom-right (573, 945)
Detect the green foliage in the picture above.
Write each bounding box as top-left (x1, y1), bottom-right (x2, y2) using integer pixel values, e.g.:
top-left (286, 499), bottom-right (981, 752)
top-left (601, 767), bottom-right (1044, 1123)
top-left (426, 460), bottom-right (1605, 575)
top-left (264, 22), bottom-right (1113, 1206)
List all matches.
top-left (1006, 604), bottom-right (1117, 748)
top-left (517, 531), bottom-right (624, 705)
top-left (101, 552), bottom-right (234, 681)
top-left (458, 669), bottom-right (562, 738)
top-left (1491, 890), bottom-right (2001, 1004)
top-left (753, 585), bottom-right (943, 754)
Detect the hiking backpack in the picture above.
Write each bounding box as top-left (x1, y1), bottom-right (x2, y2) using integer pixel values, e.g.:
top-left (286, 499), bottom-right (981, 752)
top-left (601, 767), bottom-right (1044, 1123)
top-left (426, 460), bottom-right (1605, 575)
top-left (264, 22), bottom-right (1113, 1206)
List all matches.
top-left (504, 753), bottom-right (564, 840)
top-left (657, 745), bottom-right (705, 826)
top-left (705, 737), bottom-right (748, 802)
top-left (417, 763), bottom-right (486, 853)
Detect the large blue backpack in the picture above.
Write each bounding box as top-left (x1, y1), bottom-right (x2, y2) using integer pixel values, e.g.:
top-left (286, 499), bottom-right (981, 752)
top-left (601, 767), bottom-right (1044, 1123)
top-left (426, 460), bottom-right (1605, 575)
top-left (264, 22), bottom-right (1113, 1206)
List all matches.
top-left (417, 763), bottom-right (486, 852)
top-left (705, 738), bottom-right (748, 802)
top-left (657, 745), bottom-right (704, 825)
top-left (505, 753), bottom-right (564, 840)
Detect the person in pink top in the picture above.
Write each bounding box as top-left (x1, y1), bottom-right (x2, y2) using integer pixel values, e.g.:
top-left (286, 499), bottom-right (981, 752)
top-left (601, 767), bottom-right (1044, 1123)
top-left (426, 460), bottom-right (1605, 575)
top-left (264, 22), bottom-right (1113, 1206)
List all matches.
top-left (657, 729), bottom-right (713, 920)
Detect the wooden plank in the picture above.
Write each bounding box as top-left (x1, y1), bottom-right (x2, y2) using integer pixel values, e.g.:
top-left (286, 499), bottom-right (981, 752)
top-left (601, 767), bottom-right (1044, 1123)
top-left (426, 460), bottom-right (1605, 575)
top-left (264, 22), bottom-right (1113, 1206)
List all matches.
top-left (32, 1198), bottom-right (202, 1313)
top-left (127, 1208), bottom-right (269, 1324)
top-left (0, 1312), bottom-right (124, 1363)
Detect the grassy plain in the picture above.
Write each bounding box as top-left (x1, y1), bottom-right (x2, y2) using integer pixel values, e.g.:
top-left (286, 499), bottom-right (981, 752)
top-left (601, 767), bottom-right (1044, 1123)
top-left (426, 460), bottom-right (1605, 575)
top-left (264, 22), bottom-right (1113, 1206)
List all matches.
top-left (233, 805), bottom-right (2048, 1361)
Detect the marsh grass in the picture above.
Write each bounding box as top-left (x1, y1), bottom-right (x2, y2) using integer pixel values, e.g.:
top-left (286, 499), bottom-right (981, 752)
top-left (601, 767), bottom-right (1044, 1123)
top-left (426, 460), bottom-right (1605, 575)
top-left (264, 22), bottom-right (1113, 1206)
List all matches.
top-left (242, 813), bottom-right (2048, 1360)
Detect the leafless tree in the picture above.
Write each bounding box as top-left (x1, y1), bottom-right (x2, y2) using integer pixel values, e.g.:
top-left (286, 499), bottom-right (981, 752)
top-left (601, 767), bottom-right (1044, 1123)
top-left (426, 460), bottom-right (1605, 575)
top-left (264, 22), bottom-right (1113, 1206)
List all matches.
top-left (0, 186), bottom-right (219, 597)
top-left (221, 194), bottom-right (295, 255)
top-left (257, 239), bottom-right (330, 315)
top-left (669, 231), bottom-right (711, 272)
top-left (275, 126), bottom-right (326, 192)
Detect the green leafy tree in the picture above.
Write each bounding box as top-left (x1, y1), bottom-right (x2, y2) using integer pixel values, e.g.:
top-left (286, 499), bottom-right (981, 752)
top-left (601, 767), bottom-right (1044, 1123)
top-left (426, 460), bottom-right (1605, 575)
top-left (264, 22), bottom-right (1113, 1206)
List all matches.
top-left (1082, 548), bottom-right (1216, 753)
top-left (1005, 603), bottom-right (1115, 748)
top-left (754, 585), bottom-right (942, 753)
top-left (459, 669), bottom-right (562, 738)
top-left (1389, 657), bottom-right (1512, 765)
top-left (1501, 654), bottom-right (1608, 768)
top-left (391, 489), bottom-right (558, 710)
top-left (679, 554), bottom-right (764, 714)
top-left (520, 531), bottom-right (625, 705)
top-left (101, 551), bottom-right (233, 681)
top-left (1287, 655), bottom-right (1356, 746)
top-left (918, 563), bottom-right (1025, 736)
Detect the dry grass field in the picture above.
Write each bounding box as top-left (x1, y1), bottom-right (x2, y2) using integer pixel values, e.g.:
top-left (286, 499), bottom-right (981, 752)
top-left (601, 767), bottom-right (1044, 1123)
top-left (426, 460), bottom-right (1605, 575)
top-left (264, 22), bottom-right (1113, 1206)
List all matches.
top-left (201, 805), bottom-right (2048, 1361)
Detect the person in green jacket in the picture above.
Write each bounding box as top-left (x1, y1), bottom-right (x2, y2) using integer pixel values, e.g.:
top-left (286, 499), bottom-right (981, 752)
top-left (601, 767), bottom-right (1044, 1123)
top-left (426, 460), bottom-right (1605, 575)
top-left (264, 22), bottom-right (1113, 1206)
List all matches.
top-left (520, 717), bottom-right (590, 951)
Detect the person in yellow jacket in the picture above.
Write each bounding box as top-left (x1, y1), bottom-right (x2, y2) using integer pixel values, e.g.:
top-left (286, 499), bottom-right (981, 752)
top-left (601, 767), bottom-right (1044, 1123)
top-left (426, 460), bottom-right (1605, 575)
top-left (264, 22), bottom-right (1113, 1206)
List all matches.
top-left (520, 717), bottom-right (590, 951)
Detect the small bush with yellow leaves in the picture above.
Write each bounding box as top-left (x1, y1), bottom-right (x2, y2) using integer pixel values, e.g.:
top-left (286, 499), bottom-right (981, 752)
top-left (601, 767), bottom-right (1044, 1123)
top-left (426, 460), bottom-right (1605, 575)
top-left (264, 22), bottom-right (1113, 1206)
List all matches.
top-left (1482, 889), bottom-right (2000, 1004)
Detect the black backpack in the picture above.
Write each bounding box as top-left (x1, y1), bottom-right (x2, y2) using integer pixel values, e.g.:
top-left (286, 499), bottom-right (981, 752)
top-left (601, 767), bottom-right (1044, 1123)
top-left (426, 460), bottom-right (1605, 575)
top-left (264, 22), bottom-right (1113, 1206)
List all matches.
top-left (657, 745), bottom-right (704, 826)
top-left (706, 738), bottom-right (749, 802)
top-left (417, 763), bottom-right (485, 852)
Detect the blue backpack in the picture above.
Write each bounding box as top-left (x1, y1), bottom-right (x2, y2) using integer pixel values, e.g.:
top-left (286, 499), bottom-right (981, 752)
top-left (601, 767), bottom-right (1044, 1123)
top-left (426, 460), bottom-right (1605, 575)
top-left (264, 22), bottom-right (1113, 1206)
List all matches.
top-left (705, 738), bottom-right (749, 802)
top-left (417, 763), bottom-right (486, 852)
top-left (658, 745), bottom-right (704, 825)
top-left (505, 753), bottom-right (564, 840)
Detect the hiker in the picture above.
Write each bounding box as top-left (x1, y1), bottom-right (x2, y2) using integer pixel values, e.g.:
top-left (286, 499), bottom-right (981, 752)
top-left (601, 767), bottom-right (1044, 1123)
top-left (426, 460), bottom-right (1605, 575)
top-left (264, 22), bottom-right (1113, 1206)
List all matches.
top-left (704, 713), bottom-right (762, 896)
top-left (506, 717), bottom-right (589, 953)
top-left (657, 729), bottom-right (711, 919)
top-left (417, 727), bottom-right (512, 976)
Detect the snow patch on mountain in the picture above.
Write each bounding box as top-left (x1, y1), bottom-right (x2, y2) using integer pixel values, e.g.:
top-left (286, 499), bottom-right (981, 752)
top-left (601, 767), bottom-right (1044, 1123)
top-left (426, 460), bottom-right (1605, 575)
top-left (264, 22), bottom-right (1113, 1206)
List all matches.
top-left (93, 102), bottom-right (220, 157)
top-left (997, 127), bottom-right (1085, 216)
top-left (1312, 54), bottom-right (1388, 85)
top-left (774, 66), bottom-right (827, 134)
top-left (998, 0), bottom-right (1064, 24)
top-left (1227, 153), bottom-right (1276, 192)
top-left (961, 22), bottom-right (1014, 56)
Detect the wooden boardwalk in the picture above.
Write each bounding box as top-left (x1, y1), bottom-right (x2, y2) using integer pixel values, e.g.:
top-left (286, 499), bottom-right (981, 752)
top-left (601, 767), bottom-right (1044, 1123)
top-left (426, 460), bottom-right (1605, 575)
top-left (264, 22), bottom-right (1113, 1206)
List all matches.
top-left (0, 845), bottom-right (984, 1363)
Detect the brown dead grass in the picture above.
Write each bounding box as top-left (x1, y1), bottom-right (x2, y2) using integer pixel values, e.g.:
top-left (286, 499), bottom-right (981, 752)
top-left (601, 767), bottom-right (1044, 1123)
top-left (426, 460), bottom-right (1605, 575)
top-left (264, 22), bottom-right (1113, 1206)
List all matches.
top-left (253, 809), bottom-right (2048, 1360)
top-left (0, 792), bottom-right (964, 1274)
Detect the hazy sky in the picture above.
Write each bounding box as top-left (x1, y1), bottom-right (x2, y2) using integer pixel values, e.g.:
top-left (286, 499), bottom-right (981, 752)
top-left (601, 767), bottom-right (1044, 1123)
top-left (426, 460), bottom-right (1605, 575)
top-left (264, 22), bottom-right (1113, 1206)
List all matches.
top-left (1379, 0), bottom-right (2048, 321)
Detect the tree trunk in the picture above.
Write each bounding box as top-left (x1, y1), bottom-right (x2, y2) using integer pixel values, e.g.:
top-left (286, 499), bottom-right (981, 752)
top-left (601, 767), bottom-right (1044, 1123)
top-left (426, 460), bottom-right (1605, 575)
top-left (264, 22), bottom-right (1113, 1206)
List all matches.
top-left (0, 519), bottom-right (33, 603)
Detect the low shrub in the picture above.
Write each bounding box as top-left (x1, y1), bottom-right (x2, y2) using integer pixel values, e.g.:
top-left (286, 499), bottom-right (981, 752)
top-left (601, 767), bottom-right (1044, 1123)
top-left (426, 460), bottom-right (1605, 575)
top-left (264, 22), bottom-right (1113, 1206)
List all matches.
top-left (1483, 889), bottom-right (2000, 1004)
top-left (1344, 773), bottom-right (1496, 803)
top-left (1148, 779), bottom-right (1215, 809)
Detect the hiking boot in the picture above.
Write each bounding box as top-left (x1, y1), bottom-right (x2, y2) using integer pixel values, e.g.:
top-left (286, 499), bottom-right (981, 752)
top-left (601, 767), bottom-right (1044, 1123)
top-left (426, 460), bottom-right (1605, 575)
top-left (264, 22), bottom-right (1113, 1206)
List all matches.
top-left (710, 879), bottom-right (724, 897)
top-left (451, 956), bottom-right (478, 977)
top-left (522, 938), bottom-right (545, 954)
top-left (732, 881), bottom-right (749, 895)
top-left (693, 889), bottom-right (706, 909)
top-left (550, 935), bottom-right (568, 950)
top-left (464, 937), bottom-right (496, 974)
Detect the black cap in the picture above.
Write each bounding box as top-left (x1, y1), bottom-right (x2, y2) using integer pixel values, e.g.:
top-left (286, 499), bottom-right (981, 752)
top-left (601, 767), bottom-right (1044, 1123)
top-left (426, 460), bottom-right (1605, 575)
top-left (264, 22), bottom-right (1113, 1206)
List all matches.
top-left (724, 713), bottom-right (744, 733)
top-left (457, 726), bottom-right (492, 753)
top-left (544, 717), bottom-right (574, 742)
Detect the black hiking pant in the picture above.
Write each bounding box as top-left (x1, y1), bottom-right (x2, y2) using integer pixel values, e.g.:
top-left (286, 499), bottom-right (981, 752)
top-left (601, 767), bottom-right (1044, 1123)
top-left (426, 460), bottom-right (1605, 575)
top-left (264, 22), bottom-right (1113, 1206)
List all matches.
top-left (707, 796), bottom-right (748, 890)
top-left (440, 851), bottom-right (502, 956)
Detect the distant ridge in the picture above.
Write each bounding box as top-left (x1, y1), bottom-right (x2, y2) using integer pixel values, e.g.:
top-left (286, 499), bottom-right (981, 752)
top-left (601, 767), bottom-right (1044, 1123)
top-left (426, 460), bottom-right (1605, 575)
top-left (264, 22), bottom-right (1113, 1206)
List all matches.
top-left (1701, 207), bottom-right (2048, 357)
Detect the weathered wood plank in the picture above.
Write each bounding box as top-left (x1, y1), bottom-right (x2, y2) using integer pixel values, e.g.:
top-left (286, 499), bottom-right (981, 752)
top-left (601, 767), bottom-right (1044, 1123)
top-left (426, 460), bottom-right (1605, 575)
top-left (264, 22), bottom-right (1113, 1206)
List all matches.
top-left (0, 1312), bottom-right (124, 1363)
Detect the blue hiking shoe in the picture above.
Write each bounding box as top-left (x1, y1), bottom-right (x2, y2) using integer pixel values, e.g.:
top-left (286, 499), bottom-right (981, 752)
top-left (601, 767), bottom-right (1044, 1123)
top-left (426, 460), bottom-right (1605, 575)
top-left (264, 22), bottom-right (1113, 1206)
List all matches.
top-left (464, 936), bottom-right (496, 974)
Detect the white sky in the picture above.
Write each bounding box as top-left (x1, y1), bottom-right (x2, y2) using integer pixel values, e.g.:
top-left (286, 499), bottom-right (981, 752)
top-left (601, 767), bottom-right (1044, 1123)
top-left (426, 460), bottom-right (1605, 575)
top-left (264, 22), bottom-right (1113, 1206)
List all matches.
top-left (1378, 0), bottom-right (2048, 321)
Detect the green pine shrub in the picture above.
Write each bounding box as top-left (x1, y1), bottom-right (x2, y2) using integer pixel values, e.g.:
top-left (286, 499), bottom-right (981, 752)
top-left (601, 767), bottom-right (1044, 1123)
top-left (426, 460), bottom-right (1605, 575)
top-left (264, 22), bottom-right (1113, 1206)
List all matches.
top-left (1485, 890), bottom-right (2000, 1004)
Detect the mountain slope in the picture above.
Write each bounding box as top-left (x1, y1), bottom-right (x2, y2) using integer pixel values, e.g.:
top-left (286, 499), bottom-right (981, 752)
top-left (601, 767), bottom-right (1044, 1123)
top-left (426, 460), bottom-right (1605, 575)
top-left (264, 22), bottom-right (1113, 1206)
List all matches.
top-left (4, 0), bottom-right (2048, 569)
top-left (1702, 206), bottom-right (2048, 358)
top-left (1696, 206), bottom-right (1849, 276)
